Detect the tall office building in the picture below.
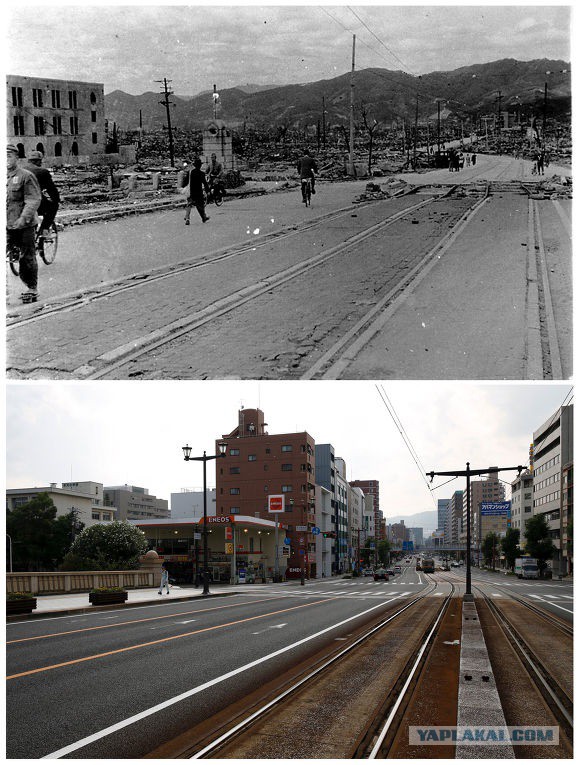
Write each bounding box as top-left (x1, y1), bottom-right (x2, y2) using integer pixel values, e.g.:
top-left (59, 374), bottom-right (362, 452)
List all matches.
top-left (350, 479), bottom-right (382, 540)
top-left (532, 404), bottom-right (573, 574)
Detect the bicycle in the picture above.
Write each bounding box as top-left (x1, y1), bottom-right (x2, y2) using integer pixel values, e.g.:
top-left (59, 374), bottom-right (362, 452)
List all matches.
top-left (205, 180), bottom-right (224, 207)
top-left (301, 177), bottom-right (312, 207)
top-left (7, 222), bottom-right (58, 277)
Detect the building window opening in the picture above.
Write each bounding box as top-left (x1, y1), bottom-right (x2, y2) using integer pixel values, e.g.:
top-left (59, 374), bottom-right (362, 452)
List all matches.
top-left (55, 142), bottom-right (62, 157)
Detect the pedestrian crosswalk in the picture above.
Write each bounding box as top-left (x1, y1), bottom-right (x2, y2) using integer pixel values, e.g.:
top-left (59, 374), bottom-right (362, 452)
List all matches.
top-left (240, 585), bottom-right (418, 599)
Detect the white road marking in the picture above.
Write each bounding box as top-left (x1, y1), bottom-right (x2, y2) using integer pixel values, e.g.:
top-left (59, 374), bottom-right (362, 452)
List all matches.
top-left (42, 595), bottom-right (404, 758)
top-left (176, 619), bottom-right (197, 624)
top-left (251, 623), bottom-right (287, 635)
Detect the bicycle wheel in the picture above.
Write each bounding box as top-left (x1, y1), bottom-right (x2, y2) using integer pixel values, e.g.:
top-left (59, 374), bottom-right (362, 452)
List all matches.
top-left (8, 244), bottom-right (21, 276)
top-left (213, 190), bottom-right (223, 207)
top-left (39, 223), bottom-right (58, 265)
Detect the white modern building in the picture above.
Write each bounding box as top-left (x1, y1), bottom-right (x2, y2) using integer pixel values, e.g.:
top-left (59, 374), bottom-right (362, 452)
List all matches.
top-left (6, 481), bottom-right (116, 527)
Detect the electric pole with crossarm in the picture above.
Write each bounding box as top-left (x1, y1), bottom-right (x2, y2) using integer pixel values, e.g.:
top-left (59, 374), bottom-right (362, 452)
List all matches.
top-left (427, 463), bottom-right (526, 600)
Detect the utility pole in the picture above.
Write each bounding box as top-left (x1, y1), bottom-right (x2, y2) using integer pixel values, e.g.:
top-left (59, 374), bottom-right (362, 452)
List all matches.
top-left (156, 77), bottom-right (175, 167)
top-left (322, 96), bottom-right (327, 148)
top-left (427, 463), bottom-right (525, 600)
top-left (437, 99), bottom-right (441, 155)
top-left (413, 85), bottom-right (419, 169)
top-left (349, 34), bottom-right (355, 175)
top-left (496, 90), bottom-right (502, 155)
top-left (543, 81), bottom-right (548, 141)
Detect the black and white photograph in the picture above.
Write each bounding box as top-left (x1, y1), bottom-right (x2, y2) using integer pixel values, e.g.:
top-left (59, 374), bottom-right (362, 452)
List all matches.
top-left (5, 4), bottom-right (572, 380)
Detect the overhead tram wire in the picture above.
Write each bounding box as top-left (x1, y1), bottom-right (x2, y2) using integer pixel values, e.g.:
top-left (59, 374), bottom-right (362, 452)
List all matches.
top-left (345, 5), bottom-right (416, 75)
top-left (375, 385), bottom-right (437, 505)
top-left (318, 5), bottom-right (465, 110)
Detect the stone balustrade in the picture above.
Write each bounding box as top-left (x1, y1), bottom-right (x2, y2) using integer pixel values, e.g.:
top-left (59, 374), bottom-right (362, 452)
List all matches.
top-left (7, 570), bottom-right (156, 595)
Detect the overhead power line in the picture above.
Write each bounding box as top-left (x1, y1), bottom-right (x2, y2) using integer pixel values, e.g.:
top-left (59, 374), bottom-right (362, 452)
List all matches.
top-left (375, 384), bottom-right (437, 506)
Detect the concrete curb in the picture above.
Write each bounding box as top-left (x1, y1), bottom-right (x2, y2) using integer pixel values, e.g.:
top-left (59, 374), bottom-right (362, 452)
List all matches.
top-left (456, 599), bottom-right (515, 758)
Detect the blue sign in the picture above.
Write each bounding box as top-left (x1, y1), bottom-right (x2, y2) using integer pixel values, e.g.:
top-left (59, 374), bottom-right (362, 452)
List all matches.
top-left (284, 537), bottom-right (291, 545)
top-left (402, 541), bottom-right (414, 551)
top-left (481, 501), bottom-right (511, 516)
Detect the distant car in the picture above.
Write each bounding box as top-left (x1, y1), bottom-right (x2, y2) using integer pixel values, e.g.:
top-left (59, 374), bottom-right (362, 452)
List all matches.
top-left (394, 565), bottom-right (402, 573)
top-left (386, 568), bottom-right (395, 576)
top-left (362, 568), bottom-right (374, 577)
top-left (452, 561), bottom-right (460, 567)
top-left (416, 562), bottom-right (422, 571)
top-left (374, 568), bottom-right (389, 581)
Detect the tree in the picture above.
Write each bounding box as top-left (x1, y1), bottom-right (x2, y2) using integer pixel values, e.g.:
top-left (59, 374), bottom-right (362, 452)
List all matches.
top-left (482, 532), bottom-right (500, 570)
top-left (501, 527), bottom-right (520, 571)
top-left (377, 539), bottom-right (392, 565)
top-left (524, 514), bottom-right (557, 575)
top-left (6, 494), bottom-right (80, 571)
top-left (63, 521), bottom-right (148, 571)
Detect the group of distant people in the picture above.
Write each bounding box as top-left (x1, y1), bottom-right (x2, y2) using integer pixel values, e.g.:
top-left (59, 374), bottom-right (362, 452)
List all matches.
top-left (531, 149), bottom-right (550, 176)
top-left (448, 148), bottom-right (476, 172)
top-left (6, 144), bottom-right (60, 302)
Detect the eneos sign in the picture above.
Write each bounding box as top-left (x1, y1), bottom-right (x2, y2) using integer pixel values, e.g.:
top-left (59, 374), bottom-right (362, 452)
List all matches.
top-left (268, 494), bottom-right (285, 513)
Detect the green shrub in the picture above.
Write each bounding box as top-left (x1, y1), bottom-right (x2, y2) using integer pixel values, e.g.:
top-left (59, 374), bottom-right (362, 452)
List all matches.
top-left (7, 591), bottom-right (35, 600)
top-left (89, 586), bottom-right (127, 594)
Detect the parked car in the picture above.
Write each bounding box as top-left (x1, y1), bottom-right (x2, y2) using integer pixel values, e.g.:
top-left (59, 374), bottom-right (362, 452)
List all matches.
top-left (374, 568), bottom-right (389, 581)
top-left (362, 568), bottom-right (374, 577)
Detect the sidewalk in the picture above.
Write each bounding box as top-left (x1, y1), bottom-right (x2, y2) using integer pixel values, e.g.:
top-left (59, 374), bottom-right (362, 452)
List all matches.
top-left (8, 584), bottom-right (242, 620)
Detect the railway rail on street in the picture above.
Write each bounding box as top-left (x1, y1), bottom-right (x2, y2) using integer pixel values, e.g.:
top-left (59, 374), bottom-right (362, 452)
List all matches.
top-left (6, 161), bottom-right (572, 381)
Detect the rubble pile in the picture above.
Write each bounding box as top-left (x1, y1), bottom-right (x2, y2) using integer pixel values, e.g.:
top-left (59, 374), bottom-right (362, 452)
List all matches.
top-left (527, 174), bottom-right (573, 200)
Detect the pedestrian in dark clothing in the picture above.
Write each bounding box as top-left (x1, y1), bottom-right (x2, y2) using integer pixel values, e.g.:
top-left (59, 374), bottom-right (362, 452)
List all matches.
top-left (471, 153), bottom-right (477, 166)
top-left (25, 151), bottom-right (60, 257)
top-left (184, 158), bottom-right (210, 224)
top-left (6, 143), bottom-right (41, 302)
top-left (537, 150), bottom-right (545, 176)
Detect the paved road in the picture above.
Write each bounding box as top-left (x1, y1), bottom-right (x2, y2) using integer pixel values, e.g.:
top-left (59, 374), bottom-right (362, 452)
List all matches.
top-left (6, 570), bottom-right (427, 758)
top-left (6, 154), bottom-right (572, 380)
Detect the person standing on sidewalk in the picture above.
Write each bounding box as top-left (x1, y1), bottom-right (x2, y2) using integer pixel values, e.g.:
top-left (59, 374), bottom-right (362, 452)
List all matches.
top-left (184, 157), bottom-right (210, 224)
top-left (6, 144), bottom-right (41, 302)
top-left (158, 562), bottom-right (170, 595)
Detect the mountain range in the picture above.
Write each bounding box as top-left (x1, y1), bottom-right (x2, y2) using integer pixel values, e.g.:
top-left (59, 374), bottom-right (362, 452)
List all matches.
top-left (385, 510), bottom-right (439, 536)
top-left (105, 58), bottom-right (571, 133)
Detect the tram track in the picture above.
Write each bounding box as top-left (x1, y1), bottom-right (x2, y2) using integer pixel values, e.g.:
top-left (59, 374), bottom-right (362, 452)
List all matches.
top-left (144, 580), bottom-right (458, 759)
top-left (7, 178), bottom-right (568, 380)
top-left (443, 573), bottom-right (574, 743)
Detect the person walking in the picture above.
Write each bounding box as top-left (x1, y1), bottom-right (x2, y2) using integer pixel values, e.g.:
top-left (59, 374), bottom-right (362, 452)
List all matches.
top-left (6, 143), bottom-right (42, 303)
top-left (184, 157), bottom-right (210, 224)
top-left (158, 562), bottom-right (170, 595)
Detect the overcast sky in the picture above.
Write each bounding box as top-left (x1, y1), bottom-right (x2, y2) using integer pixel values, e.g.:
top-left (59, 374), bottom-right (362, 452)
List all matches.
top-left (5, 4), bottom-right (572, 96)
top-left (6, 382), bottom-right (572, 527)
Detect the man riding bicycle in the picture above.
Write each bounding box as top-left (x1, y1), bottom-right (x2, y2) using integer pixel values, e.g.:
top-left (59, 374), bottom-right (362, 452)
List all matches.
top-left (25, 151), bottom-right (60, 252)
top-left (297, 149), bottom-right (318, 202)
top-left (206, 153), bottom-right (225, 195)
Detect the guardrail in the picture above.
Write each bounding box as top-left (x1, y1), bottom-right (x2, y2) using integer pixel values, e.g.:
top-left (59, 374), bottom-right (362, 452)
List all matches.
top-left (7, 570), bottom-right (156, 595)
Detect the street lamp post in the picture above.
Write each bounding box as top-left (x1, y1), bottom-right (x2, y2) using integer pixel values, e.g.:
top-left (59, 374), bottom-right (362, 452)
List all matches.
top-left (182, 442), bottom-right (227, 596)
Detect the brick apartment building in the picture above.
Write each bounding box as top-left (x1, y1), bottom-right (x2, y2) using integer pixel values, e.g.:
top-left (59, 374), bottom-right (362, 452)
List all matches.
top-left (7, 74), bottom-right (106, 161)
top-left (216, 408), bottom-right (317, 577)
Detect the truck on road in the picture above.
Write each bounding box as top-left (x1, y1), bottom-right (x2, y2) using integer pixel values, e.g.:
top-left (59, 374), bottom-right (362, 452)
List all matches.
top-left (514, 557), bottom-right (539, 579)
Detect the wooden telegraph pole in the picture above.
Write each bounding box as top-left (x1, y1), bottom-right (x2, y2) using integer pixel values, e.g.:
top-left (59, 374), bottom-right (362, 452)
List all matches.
top-left (349, 34), bottom-right (355, 175)
top-left (156, 77), bottom-right (175, 167)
